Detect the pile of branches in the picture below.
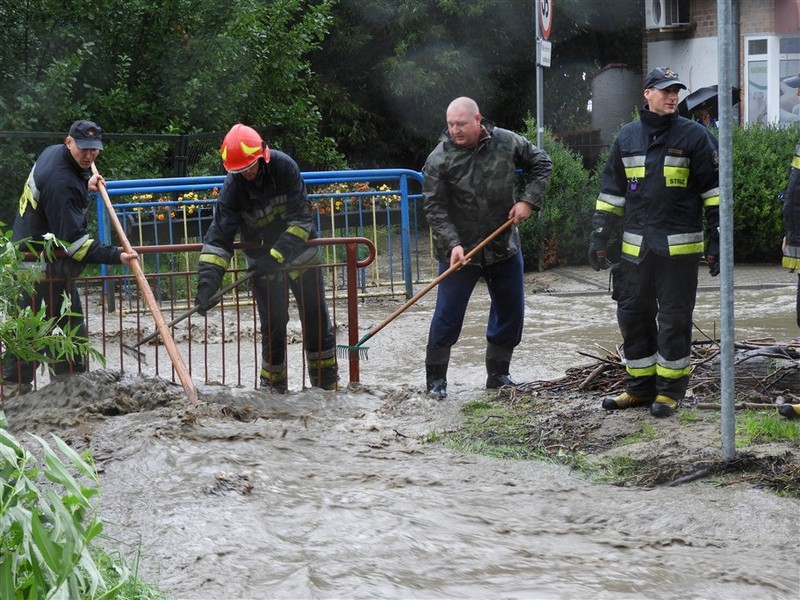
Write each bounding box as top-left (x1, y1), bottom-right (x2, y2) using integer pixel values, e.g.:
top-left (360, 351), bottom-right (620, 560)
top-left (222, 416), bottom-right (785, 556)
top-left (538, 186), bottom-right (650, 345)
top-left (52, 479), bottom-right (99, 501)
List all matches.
top-left (517, 337), bottom-right (800, 409)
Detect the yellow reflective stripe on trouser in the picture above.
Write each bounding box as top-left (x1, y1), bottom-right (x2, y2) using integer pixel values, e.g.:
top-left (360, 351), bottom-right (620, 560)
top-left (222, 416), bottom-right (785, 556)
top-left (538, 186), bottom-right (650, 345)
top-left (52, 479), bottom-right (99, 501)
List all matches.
top-left (792, 156), bottom-right (800, 169)
top-left (625, 353), bottom-right (657, 378)
top-left (261, 366), bottom-right (287, 382)
top-left (702, 187), bottom-right (720, 207)
top-left (667, 231), bottom-right (704, 256)
top-left (656, 353), bottom-right (691, 379)
top-left (783, 255), bottom-right (800, 270)
top-left (621, 232), bottom-right (643, 258)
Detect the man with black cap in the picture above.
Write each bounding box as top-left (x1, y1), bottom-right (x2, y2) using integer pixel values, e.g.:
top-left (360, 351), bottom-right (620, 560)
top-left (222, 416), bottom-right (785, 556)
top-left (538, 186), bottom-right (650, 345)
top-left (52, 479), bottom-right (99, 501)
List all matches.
top-left (2, 120), bottom-right (138, 392)
top-left (588, 67), bottom-right (720, 418)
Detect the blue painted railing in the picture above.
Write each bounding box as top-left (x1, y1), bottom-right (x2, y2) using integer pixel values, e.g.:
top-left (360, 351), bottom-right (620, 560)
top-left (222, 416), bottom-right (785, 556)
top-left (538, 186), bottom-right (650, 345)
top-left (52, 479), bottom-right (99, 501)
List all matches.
top-left (97, 169), bottom-right (426, 298)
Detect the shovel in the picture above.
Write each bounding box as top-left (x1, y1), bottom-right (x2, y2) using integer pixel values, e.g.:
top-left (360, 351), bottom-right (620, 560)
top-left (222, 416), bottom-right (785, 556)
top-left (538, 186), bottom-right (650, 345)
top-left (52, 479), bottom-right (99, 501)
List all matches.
top-left (134, 270), bottom-right (255, 348)
top-left (337, 218), bottom-right (514, 359)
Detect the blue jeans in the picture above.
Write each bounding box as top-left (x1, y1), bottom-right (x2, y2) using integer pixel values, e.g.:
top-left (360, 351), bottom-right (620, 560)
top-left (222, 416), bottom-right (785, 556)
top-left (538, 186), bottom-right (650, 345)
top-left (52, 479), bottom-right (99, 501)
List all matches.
top-left (426, 251), bottom-right (524, 363)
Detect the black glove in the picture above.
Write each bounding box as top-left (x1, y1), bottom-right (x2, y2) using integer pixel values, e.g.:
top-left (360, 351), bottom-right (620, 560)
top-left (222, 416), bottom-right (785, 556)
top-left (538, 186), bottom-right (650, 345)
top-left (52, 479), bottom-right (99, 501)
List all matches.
top-left (194, 272), bottom-right (221, 316)
top-left (706, 236), bottom-right (720, 277)
top-left (588, 236), bottom-right (611, 271)
top-left (253, 253), bottom-right (281, 277)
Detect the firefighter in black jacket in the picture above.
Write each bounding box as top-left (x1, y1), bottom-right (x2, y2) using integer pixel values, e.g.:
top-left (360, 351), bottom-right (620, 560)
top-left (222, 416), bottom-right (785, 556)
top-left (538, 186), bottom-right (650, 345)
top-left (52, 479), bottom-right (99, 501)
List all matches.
top-left (588, 67), bottom-right (720, 418)
top-left (194, 124), bottom-right (337, 393)
top-left (3, 120), bottom-right (138, 390)
top-left (780, 137), bottom-right (800, 419)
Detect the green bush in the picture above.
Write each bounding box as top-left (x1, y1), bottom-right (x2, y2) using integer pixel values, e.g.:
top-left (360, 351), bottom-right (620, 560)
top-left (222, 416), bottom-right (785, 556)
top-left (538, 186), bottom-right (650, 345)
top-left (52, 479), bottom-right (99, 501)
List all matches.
top-left (518, 118), bottom-right (598, 270)
top-left (0, 412), bottom-right (165, 598)
top-left (731, 123), bottom-right (800, 262)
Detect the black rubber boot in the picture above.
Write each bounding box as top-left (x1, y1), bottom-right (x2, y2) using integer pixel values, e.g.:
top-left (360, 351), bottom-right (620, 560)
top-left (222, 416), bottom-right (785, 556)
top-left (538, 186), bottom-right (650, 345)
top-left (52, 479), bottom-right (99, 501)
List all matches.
top-left (309, 364), bottom-right (339, 391)
top-left (260, 368), bottom-right (288, 394)
top-left (779, 403), bottom-right (800, 420)
top-left (485, 358), bottom-right (519, 389)
top-left (650, 394), bottom-right (678, 418)
top-left (426, 364), bottom-right (448, 400)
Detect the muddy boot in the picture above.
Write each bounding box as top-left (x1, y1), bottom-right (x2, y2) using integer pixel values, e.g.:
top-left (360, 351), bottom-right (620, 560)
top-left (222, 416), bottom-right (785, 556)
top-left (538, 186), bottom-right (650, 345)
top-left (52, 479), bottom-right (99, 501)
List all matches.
top-left (260, 367), bottom-right (288, 394)
top-left (426, 364), bottom-right (448, 400)
top-left (309, 364), bottom-right (339, 391)
top-left (426, 346), bottom-right (450, 400)
top-left (779, 403), bottom-right (800, 420)
top-left (601, 391), bottom-right (655, 410)
top-left (650, 394), bottom-right (678, 418)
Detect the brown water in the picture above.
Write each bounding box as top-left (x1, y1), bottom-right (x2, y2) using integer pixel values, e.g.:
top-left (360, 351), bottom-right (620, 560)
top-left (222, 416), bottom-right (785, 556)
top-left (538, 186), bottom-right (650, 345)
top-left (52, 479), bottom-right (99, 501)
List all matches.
top-left (5, 266), bottom-right (800, 599)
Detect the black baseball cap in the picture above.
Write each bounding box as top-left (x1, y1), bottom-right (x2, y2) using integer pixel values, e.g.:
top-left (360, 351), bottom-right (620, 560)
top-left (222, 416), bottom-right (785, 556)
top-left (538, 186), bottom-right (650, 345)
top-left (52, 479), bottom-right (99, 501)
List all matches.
top-left (644, 67), bottom-right (687, 90)
top-left (68, 120), bottom-right (104, 150)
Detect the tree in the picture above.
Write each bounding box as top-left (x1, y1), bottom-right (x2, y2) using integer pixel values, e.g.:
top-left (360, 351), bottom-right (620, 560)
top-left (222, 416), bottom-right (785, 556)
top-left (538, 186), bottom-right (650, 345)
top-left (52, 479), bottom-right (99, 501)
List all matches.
top-left (0, 0), bottom-right (342, 169)
top-left (310, 0), bottom-right (644, 168)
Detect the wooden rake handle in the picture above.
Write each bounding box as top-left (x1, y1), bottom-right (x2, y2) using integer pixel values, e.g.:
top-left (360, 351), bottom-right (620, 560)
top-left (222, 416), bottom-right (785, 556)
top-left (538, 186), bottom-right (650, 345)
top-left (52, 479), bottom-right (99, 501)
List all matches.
top-left (92, 165), bottom-right (198, 403)
top-left (364, 217), bottom-right (515, 341)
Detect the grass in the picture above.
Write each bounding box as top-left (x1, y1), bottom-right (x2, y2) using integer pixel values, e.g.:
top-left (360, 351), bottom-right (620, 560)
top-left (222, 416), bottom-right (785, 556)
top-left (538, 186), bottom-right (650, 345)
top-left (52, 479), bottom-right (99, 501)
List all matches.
top-left (736, 409), bottom-right (800, 445)
top-left (620, 422), bottom-right (657, 445)
top-left (427, 394), bottom-right (800, 495)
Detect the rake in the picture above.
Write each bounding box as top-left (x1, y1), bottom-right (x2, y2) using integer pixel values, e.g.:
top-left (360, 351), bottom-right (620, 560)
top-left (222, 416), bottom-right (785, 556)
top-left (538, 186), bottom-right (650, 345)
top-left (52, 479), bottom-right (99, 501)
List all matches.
top-left (337, 218), bottom-right (514, 360)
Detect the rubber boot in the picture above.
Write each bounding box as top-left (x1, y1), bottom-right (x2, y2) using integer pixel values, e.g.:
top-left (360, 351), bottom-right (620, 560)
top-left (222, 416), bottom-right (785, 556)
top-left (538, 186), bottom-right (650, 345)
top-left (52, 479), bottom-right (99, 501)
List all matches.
top-left (486, 360), bottom-right (519, 389)
top-left (426, 346), bottom-right (450, 400)
top-left (650, 394), bottom-right (678, 418)
top-left (309, 364), bottom-right (339, 391)
top-left (601, 391), bottom-right (655, 410)
top-left (426, 364), bottom-right (448, 400)
top-left (779, 403), bottom-right (800, 420)
top-left (260, 367), bottom-right (288, 394)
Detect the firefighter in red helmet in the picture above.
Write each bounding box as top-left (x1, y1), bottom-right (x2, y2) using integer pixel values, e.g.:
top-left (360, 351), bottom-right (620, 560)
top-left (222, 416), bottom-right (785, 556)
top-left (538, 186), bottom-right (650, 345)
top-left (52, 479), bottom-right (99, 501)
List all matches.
top-left (195, 124), bottom-right (338, 392)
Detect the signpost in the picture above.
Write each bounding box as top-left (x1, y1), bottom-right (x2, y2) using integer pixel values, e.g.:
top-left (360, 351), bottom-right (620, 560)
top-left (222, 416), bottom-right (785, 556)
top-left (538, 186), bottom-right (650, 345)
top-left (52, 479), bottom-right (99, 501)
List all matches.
top-left (535, 0), bottom-right (553, 148)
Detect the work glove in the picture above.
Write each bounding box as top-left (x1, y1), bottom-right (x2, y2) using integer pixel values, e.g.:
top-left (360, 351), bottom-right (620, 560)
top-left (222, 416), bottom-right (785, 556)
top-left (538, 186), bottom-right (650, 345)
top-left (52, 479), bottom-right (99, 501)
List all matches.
top-left (253, 253), bottom-right (281, 277)
top-left (194, 270), bottom-right (222, 316)
top-left (588, 236), bottom-right (611, 271)
top-left (705, 236), bottom-right (720, 277)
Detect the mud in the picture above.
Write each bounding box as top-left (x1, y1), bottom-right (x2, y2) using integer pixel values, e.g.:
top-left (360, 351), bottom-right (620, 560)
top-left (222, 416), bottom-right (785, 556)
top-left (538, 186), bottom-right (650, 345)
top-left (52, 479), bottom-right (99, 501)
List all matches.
top-left (2, 265), bottom-right (800, 599)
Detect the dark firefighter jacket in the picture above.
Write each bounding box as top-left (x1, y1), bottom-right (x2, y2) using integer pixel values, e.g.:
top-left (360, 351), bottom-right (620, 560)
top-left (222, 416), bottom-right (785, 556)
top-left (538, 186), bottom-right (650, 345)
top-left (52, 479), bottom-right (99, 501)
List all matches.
top-left (422, 121), bottom-right (552, 265)
top-left (782, 140), bottom-right (800, 270)
top-left (13, 144), bottom-right (122, 277)
top-left (593, 108), bottom-right (720, 263)
top-left (198, 150), bottom-right (317, 280)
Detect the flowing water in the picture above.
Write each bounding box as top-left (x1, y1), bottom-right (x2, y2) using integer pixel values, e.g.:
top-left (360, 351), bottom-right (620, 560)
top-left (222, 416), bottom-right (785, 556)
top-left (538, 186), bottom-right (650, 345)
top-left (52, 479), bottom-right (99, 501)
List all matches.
top-left (5, 266), bottom-right (800, 599)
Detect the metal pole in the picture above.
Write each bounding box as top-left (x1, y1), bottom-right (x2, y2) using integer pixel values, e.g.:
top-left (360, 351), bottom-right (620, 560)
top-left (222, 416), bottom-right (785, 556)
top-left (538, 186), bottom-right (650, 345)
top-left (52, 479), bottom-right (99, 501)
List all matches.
top-left (717, 0), bottom-right (736, 460)
top-left (535, 2), bottom-right (544, 149)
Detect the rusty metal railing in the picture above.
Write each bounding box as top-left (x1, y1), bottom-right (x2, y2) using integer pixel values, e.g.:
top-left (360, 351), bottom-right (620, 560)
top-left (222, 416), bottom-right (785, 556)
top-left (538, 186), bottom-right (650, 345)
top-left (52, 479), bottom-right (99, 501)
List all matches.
top-left (0, 237), bottom-right (375, 398)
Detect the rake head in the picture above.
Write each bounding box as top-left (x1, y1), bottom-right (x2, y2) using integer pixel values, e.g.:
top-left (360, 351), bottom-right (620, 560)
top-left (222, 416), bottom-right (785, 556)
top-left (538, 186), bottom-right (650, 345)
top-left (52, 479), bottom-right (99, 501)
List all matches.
top-left (336, 344), bottom-right (369, 360)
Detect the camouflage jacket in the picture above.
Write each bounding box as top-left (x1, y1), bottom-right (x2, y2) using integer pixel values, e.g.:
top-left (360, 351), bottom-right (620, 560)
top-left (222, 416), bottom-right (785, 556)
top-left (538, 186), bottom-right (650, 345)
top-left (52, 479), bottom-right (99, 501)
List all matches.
top-left (422, 122), bottom-right (552, 265)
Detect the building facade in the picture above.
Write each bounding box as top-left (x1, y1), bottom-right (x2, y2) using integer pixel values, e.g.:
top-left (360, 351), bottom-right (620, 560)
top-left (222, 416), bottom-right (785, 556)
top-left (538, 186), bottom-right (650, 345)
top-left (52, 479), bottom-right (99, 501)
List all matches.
top-left (644, 0), bottom-right (799, 125)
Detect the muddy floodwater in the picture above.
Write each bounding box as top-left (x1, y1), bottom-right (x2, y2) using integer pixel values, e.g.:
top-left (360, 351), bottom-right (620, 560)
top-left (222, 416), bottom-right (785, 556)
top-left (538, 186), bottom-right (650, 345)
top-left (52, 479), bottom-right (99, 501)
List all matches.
top-left (5, 265), bottom-right (800, 599)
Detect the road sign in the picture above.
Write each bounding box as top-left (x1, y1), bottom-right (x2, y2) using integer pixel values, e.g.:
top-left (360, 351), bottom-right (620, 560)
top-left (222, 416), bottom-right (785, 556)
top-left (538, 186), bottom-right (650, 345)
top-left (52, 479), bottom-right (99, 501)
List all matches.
top-left (539, 0), bottom-right (552, 40)
top-left (538, 40), bottom-right (552, 67)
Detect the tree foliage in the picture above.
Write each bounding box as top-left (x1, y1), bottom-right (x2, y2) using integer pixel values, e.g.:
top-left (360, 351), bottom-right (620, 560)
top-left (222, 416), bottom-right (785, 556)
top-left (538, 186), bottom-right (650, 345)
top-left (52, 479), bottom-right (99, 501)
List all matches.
top-left (0, 0), bottom-right (342, 168)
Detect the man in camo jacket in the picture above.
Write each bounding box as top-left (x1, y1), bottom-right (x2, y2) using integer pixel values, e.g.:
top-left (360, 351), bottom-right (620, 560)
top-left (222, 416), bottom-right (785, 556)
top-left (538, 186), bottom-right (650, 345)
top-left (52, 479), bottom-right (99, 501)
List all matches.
top-left (422, 96), bottom-right (552, 399)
